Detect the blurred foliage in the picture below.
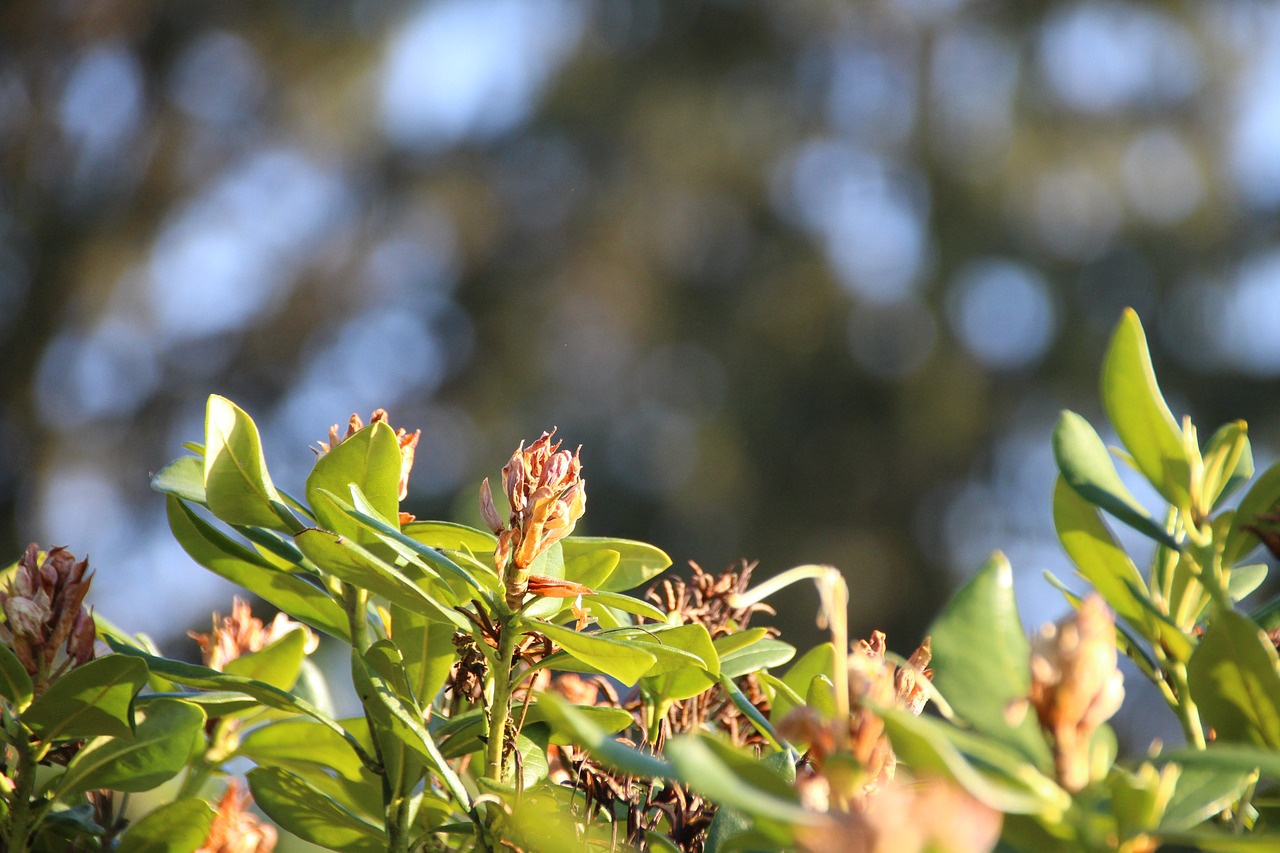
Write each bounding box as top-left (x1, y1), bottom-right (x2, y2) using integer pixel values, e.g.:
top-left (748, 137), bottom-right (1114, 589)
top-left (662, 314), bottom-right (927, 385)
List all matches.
top-left (3, 0), bottom-right (1280, 649)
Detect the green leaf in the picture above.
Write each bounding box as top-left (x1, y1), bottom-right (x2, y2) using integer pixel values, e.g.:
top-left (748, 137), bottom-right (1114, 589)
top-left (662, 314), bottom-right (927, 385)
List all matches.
top-left (1228, 563), bottom-right (1268, 603)
top-left (203, 395), bottom-right (287, 529)
top-left (102, 638), bottom-right (372, 769)
top-left (293, 527), bottom-right (469, 631)
top-left (438, 703), bottom-right (634, 758)
top-left (1162, 743), bottom-right (1280, 780)
top-left (237, 717), bottom-right (371, 782)
top-left (1159, 763), bottom-right (1254, 832)
top-left (1187, 609), bottom-right (1280, 748)
top-left (1203, 421), bottom-right (1253, 511)
top-left (772, 643), bottom-right (833, 723)
top-left (927, 552), bottom-right (1052, 769)
top-left (0, 641), bottom-right (33, 709)
top-left (23, 654), bottom-right (148, 742)
top-left (402, 520), bottom-right (497, 553)
top-left (562, 547), bottom-right (621, 589)
top-left (718, 637), bottom-right (796, 679)
top-left (562, 537), bottom-right (671, 592)
top-left (114, 798), bottom-right (217, 853)
top-left (248, 766), bottom-right (387, 853)
top-left (665, 735), bottom-right (810, 824)
top-left (149, 455), bottom-right (207, 505)
top-left (536, 621), bottom-right (657, 687)
top-left (579, 590), bottom-right (667, 623)
top-left (223, 627), bottom-right (309, 691)
top-left (1052, 476), bottom-right (1150, 629)
top-left (136, 690), bottom-right (261, 717)
top-left (535, 693), bottom-right (672, 779)
top-left (166, 497), bottom-right (349, 641)
top-left (641, 623), bottom-right (721, 703)
top-left (308, 421), bottom-right (403, 544)
top-left (1053, 410), bottom-right (1180, 548)
top-left (390, 604), bottom-right (456, 708)
top-left (1101, 308), bottom-right (1191, 508)
top-left (57, 698), bottom-right (204, 797)
top-left (879, 708), bottom-right (1062, 815)
top-left (1224, 461), bottom-right (1280, 568)
top-left (1157, 831), bottom-right (1280, 852)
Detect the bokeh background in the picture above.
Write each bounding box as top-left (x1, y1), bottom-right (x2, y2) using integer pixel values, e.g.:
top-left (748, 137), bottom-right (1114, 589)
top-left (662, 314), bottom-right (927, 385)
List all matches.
top-left (4, 0), bottom-right (1280, 701)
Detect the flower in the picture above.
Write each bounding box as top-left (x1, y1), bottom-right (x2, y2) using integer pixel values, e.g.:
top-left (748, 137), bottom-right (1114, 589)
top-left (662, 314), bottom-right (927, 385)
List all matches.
top-left (316, 408), bottom-right (421, 503)
top-left (480, 430), bottom-right (587, 610)
top-left (1028, 594), bottom-right (1125, 792)
top-left (189, 597), bottom-right (318, 671)
top-left (196, 779), bottom-right (277, 853)
top-left (0, 544), bottom-right (95, 693)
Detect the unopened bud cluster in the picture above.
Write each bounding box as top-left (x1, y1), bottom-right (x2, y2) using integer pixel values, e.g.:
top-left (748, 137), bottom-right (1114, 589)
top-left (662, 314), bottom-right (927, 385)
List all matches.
top-left (0, 544), bottom-right (95, 693)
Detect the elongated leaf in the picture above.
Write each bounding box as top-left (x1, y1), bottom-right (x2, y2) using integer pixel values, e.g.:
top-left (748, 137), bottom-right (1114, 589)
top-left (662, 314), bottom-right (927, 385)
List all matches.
top-left (223, 627), bottom-right (309, 691)
top-left (665, 735), bottom-right (812, 823)
top-left (1229, 564), bottom-right (1268, 603)
top-left (1162, 743), bottom-right (1280, 780)
top-left (308, 421), bottom-right (402, 544)
top-left (536, 694), bottom-right (672, 779)
top-left (580, 590), bottom-right (666, 623)
top-left (237, 717), bottom-right (372, 783)
top-left (1187, 609), bottom-right (1280, 748)
top-left (928, 552), bottom-right (1052, 768)
top-left (1203, 421), bottom-right (1253, 511)
top-left (719, 674), bottom-right (788, 751)
top-left (115, 798), bottom-right (217, 853)
top-left (293, 528), bottom-right (469, 631)
top-left (1052, 476), bottom-right (1150, 629)
top-left (150, 455), bottom-right (207, 505)
top-left (57, 698), bottom-right (204, 797)
top-left (402, 521), bottom-right (497, 553)
top-left (719, 638), bottom-right (796, 679)
top-left (1053, 411), bottom-right (1180, 548)
top-left (1224, 461), bottom-right (1280, 568)
top-left (1159, 764), bottom-right (1253, 832)
top-left (102, 639), bottom-right (373, 770)
top-left (562, 537), bottom-right (671, 592)
top-left (167, 497), bottom-right (349, 641)
top-left (563, 547), bottom-right (621, 589)
top-left (248, 766), bottom-right (387, 853)
top-left (0, 641), bottom-right (33, 709)
top-left (23, 654), bottom-right (148, 742)
top-left (1102, 308), bottom-right (1190, 508)
top-left (390, 604), bottom-right (455, 707)
top-left (203, 395), bottom-right (286, 529)
top-left (536, 621), bottom-right (657, 686)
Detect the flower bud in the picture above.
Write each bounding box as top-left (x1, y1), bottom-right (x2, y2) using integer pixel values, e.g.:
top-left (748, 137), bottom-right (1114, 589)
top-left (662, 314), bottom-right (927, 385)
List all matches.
top-left (0, 545), bottom-right (97, 692)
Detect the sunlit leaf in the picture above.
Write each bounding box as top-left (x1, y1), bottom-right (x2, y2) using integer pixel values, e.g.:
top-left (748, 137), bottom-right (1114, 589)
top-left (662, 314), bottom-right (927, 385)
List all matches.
top-left (1052, 476), bottom-right (1150, 629)
top-left (23, 654), bottom-right (148, 742)
top-left (114, 798), bottom-right (217, 853)
top-left (1224, 461), bottom-right (1280, 568)
top-left (307, 421), bottom-right (403, 544)
top-left (248, 766), bottom-right (387, 853)
top-left (150, 454), bottom-right (207, 505)
top-left (1202, 421), bottom-right (1253, 511)
top-left (223, 627), bottom-right (310, 691)
top-left (0, 641), bottom-right (33, 710)
top-left (57, 698), bottom-right (204, 797)
top-left (1187, 609), bottom-right (1280, 748)
top-left (562, 537), bottom-right (671, 592)
top-left (536, 621), bottom-right (657, 686)
top-left (203, 395), bottom-right (288, 529)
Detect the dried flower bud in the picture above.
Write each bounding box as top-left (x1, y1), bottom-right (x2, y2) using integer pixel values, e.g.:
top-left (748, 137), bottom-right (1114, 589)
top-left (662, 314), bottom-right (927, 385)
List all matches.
top-left (189, 597), bottom-right (318, 671)
top-left (0, 544), bottom-right (97, 692)
top-left (1029, 594), bottom-right (1124, 792)
top-left (315, 409), bottom-right (421, 501)
top-left (197, 779), bottom-right (277, 853)
top-left (489, 430), bottom-right (587, 609)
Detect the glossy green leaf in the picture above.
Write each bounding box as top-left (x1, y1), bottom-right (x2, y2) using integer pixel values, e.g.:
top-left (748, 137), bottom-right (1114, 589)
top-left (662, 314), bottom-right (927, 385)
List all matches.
top-left (237, 717), bottom-right (371, 782)
top-left (114, 798), bottom-right (217, 853)
top-left (1224, 461), bottom-right (1280, 568)
top-left (579, 590), bottom-right (667, 623)
top-left (927, 552), bottom-right (1052, 768)
top-left (57, 698), bottom-right (204, 797)
top-left (771, 643), bottom-right (833, 723)
top-left (203, 395), bottom-right (287, 529)
top-left (1229, 563), bottom-right (1268, 603)
top-left (223, 627), bottom-right (309, 691)
top-left (102, 639), bottom-right (372, 769)
top-left (562, 537), bottom-right (671, 592)
top-left (562, 547), bottom-right (621, 589)
top-left (390, 604), bottom-right (455, 707)
top-left (718, 637), bottom-right (796, 679)
top-left (1187, 609), bottom-right (1280, 748)
top-left (880, 708), bottom-right (1059, 814)
top-left (665, 735), bottom-right (811, 823)
top-left (136, 690), bottom-right (260, 717)
top-left (1159, 763), bottom-right (1254, 832)
top-left (1102, 308), bottom-right (1191, 507)
top-left (293, 527), bottom-right (469, 631)
top-left (167, 497), bottom-right (349, 641)
top-left (23, 654), bottom-right (148, 742)
top-left (1162, 743), bottom-right (1280, 780)
top-left (0, 641), bottom-right (33, 709)
top-left (537, 693), bottom-right (672, 779)
top-left (1053, 410), bottom-right (1180, 548)
top-left (1203, 421), bottom-right (1253, 511)
top-left (402, 520), bottom-right (497, 553)
top-left (248, 766), bottom-right (386, 853)
top-left (149, 454), bottom-right (207, 505)
top-left (307, 421), bottom-right (402, 543)
top-left (642, 623), bottom-right (721, 702)
top-left (1052, 476), bottom-right (1150, 629)
top-left (536, 621), bottom-right (657, 686)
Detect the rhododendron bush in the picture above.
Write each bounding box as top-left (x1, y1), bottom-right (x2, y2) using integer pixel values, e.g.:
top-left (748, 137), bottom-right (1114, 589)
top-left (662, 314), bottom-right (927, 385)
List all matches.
top-left (3, 310), bottom-right (1280, 852)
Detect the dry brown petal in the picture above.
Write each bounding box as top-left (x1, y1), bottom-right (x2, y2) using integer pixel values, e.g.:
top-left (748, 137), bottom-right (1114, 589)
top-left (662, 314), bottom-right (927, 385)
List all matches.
top-left (479, 477), bottom-right (505, 534)
top-left (197, 779), bottom-right (277, 853)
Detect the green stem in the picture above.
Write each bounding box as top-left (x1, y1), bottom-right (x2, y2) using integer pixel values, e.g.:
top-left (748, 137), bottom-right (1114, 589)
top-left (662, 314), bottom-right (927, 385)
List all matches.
top-left (5, 728), bottom-right (38, 853)
top-left (1169, 662), bottom-right (1207, 750)
top-left (484, 608), bottom-right (520, 784)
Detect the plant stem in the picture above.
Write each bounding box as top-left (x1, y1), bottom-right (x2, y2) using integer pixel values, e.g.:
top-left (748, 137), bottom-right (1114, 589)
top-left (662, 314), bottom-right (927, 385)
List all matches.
top-left (1168, 662), bottom-right (1207, 750)
top-left (5, 728), bottom-right (38, 853)
top-left (484, 607), bottom-right (520, 784)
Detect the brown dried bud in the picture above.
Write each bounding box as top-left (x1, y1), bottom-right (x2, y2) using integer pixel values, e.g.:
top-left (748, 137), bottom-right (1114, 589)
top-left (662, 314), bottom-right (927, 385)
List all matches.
top-left (189, 598), bottom-right (318, 671)
top-left (0, 545), bottom-right (97, 691)
top-left (479, 477), bottom-right (505, 535)
top-left (1029, 594), bottom-right (1124, 792)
